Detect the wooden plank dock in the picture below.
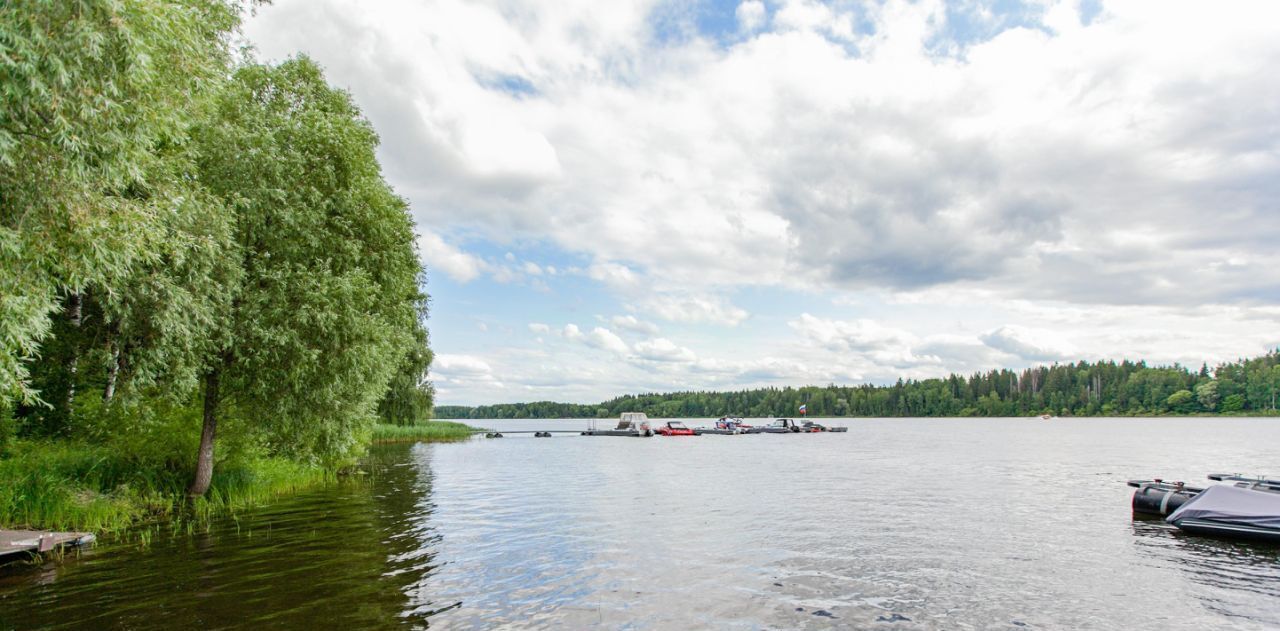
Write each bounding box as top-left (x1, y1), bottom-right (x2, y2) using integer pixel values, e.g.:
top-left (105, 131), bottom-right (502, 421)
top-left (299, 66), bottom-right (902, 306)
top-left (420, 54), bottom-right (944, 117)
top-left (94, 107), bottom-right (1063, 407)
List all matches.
top-left (0, 530), bottom-right (95, 562)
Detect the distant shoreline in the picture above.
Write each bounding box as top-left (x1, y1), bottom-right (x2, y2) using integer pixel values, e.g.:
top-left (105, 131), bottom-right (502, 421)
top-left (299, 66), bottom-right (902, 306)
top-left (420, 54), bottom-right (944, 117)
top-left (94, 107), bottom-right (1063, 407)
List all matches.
top-left (435, 351), bottom-right (1280, 421)
top-left (435, 413), bottom-right (1280, 420)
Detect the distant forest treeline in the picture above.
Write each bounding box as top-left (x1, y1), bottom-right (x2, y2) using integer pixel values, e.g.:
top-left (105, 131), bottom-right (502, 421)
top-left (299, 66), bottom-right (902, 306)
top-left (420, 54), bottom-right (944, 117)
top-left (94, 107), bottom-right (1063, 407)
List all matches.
top-left (436, 352), bottom-right (1280, 419)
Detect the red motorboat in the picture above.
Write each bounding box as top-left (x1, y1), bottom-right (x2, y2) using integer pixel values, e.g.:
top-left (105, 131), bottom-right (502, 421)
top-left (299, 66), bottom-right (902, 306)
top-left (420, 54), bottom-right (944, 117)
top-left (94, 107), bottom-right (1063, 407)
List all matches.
top-left (656, 421), bottom-right (696, 436)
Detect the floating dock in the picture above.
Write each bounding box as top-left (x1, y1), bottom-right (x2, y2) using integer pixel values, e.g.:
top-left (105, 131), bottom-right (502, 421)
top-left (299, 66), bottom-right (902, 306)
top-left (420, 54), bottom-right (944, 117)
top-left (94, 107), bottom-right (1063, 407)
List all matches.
top-left (1, 530), bottom-right (95, 562)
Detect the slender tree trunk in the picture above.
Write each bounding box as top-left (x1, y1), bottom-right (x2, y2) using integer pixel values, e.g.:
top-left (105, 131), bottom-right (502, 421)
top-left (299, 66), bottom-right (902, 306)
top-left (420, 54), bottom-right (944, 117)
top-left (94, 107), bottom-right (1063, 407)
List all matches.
top-left (103, 324), bottom-right (120, 403)
top-left (62, 292), bottom-right (83, 420)
top-left (188, 369), bottom-right (220, 497)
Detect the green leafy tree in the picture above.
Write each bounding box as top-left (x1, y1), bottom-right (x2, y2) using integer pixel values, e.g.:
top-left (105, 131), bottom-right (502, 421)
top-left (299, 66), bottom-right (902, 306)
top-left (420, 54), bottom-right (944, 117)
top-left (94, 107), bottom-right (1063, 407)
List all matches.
top-left (188, 57), bottom-right (421, 495)
top-left (1220, 394), bottom-right (1245, 413)
top-left (376, 313), bottom-right (435, 426)
top-left (1194, 380), bottom-right (1219, 411)
top-left (1165, 389), bottom-right (1194, 413)
top-left (0, 0), bottom-right (237, 405)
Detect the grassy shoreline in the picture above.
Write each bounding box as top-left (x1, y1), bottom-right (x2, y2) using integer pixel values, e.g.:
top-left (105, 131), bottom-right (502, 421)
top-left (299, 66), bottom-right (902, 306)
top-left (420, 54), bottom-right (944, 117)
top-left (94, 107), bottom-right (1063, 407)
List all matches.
top-left (0, 422), bottom-right (479, 534)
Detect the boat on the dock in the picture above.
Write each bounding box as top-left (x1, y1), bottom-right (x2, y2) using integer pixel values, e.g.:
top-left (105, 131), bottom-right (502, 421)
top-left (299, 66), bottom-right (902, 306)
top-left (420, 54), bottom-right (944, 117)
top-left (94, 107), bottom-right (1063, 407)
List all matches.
top-left (696, 416), bottom-right (751, 435)
top-left (581, 412), bottom-right (654, 437)
top-left (748, 418), bottom-right (804, 433)
top-left (656, 421), bottom-right (696, 436)
top-left (1, 530), bottom-right (95, 563)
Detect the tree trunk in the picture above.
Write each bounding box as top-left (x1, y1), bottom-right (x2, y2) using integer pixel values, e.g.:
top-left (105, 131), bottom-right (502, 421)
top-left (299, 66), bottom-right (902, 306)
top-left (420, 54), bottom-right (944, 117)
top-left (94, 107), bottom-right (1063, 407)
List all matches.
top-left (103, 325), bottom-right (120, 403)
top-left (188, 369), bottom-right (220, 497)
top-left (63, 292), bottom-right (82, 417)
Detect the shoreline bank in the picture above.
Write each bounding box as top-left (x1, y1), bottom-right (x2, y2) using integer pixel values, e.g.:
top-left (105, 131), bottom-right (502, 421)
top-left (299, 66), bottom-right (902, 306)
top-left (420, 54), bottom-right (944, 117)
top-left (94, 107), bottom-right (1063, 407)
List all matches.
top-left (0, 422), bottom-right (480, 535)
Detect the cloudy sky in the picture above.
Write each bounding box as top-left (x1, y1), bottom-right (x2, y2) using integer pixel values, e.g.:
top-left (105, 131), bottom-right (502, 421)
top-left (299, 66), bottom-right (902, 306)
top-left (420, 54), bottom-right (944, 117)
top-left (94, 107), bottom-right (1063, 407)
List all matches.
top-left (244, 0), bottom-right (1280, 405)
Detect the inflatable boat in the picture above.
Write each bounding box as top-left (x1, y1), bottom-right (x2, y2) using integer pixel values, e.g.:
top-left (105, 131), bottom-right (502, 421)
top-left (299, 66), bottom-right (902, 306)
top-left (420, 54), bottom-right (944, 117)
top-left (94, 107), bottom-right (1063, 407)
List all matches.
top-left (1129, 474), bottom-right (1280, 542)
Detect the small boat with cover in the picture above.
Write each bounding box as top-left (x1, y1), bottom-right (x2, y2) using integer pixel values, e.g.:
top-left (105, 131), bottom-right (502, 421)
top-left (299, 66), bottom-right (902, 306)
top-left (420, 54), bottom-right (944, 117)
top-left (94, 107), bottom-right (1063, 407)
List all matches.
top-left (1129, 474), bottom-right (1280, 542)
top-left (1167, 482), bottom-right (1280, 543)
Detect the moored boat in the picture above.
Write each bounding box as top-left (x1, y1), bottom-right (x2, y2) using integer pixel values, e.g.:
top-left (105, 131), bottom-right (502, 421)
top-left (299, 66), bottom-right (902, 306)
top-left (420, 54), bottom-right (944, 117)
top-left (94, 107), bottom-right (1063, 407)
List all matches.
top-left (582, 412), bottom-right (654, 437)
top-left (748, 418), bottom-right (803, 433)
top-left (800, 420), bottom-right (848, 433)
top-left (1167, 483), bottom-right (1280, 543)
top-left (656, 421), bottom-right (696, 436)
top-left (1128, 473), bottom-right (1280, 541)
top-left (696, 416), bottom-right (751, 435)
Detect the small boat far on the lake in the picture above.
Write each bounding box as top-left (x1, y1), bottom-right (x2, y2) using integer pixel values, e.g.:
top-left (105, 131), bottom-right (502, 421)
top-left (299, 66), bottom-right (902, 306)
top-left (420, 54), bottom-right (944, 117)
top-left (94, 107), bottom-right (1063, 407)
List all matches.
top-left (1128, 473), bottom-right (1280, 543)
top-left (801, 420), bottom-right (848, 433)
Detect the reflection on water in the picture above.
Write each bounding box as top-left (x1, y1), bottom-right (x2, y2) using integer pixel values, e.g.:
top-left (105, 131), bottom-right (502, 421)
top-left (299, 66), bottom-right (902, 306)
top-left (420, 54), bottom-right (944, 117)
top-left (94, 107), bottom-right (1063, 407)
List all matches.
top-left (1, 418), bottom-right (1279, 629)
top-left (0, 443), bottom-right (438, 630)
top-left (1130, 515), bottom-right (1280, 624)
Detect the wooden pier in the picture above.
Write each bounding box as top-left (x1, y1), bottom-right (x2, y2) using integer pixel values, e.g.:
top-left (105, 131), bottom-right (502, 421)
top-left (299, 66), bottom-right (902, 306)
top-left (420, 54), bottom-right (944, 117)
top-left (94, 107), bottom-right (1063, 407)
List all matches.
top-left (1, 530), bottom-right (95, 562)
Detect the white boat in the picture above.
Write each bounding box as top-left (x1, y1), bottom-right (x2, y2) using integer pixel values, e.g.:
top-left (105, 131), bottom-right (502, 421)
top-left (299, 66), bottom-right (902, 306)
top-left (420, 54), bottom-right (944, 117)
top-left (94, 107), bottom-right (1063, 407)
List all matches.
top-left (581, 412), bottom-right (653, 437)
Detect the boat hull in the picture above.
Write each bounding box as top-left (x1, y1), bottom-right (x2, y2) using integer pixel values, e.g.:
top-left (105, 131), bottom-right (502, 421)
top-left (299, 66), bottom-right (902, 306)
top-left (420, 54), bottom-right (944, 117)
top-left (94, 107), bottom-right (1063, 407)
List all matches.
top-left (1172, 518), bottom-right (1280, 543)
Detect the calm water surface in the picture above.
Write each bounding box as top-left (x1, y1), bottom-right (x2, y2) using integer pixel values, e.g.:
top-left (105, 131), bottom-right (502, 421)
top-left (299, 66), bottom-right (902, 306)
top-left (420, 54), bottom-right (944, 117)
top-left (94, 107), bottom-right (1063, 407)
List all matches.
top-left (2, 418), bottom-right (1279, 629)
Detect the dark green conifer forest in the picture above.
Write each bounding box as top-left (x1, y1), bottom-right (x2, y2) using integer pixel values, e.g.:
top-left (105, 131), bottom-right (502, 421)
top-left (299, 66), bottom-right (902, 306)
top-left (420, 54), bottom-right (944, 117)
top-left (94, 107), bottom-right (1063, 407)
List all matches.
top-left (436, 352), bottom-right (1280, 419)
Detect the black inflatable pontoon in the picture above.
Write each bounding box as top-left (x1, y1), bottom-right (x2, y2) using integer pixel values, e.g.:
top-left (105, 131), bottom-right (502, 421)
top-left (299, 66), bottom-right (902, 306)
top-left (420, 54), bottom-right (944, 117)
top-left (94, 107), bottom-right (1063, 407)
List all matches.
top-left (1128, 479), bottom-right (1204, 517)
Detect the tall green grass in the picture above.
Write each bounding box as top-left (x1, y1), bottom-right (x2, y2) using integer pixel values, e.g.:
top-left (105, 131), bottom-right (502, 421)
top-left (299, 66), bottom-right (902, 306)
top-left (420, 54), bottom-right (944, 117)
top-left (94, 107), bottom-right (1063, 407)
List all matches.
top-left (370, 421), bottom-right (478, 443)
top-left (0, 439), bottom-right (331, 533)
top-left (1, 420), bottom-right (481, 533)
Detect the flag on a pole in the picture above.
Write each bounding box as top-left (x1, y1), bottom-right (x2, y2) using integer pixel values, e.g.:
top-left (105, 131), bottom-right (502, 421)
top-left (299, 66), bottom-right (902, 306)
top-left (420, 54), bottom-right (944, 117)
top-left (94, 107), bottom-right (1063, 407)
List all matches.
top-left (799, 404), bottom-right (807, 415)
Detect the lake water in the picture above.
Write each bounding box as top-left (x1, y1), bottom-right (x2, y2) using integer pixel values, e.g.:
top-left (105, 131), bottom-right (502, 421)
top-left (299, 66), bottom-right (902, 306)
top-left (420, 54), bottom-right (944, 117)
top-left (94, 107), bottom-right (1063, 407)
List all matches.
top-left (2, 417), bottom-right (1279, 629)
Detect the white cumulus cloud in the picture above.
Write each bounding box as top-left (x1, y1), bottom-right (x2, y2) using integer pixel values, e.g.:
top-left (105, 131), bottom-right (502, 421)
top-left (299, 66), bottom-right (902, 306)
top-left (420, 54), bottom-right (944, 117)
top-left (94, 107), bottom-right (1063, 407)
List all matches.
top-left (633, 338), bottom-right (697, 363)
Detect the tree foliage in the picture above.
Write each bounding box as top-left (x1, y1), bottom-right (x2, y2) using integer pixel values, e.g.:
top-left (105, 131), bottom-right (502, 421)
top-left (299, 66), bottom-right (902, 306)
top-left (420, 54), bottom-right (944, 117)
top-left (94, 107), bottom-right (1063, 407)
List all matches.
top-left (0, 0), bottom-right (237, 404)
top-left (436, 352), bottom-right (1280, 419)
top-left (193, 57), bottom-right (423, 466)
top-left (1, 2), bottom-right (434, 496)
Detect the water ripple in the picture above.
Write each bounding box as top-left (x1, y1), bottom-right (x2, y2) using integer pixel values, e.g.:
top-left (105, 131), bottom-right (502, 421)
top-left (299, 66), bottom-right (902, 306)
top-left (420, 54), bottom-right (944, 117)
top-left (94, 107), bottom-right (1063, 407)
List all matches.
top-left (2, 418), bottom-right (1279, 629)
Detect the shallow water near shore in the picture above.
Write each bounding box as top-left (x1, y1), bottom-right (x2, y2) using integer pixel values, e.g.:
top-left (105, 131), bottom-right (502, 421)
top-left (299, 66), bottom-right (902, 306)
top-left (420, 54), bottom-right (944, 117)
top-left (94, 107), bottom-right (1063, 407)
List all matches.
top-left (2, 417), bottom-right (1279, 629)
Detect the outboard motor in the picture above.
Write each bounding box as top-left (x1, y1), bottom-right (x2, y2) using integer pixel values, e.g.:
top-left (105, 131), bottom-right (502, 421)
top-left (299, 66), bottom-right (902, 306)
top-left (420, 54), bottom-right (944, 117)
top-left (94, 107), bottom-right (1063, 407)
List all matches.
top-left (1128, 479), bottom-right (1203, 517)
